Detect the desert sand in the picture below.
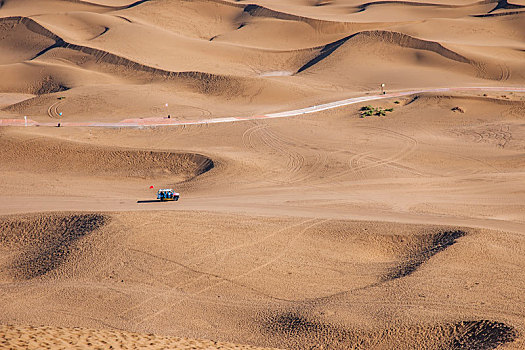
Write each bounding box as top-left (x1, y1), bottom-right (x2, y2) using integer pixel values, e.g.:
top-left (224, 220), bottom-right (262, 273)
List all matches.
top-left (1, 0), bottom-right (525, 349)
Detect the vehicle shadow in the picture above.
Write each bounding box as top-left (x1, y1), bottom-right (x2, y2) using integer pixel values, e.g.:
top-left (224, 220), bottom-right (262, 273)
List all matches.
top-left (136, 200), bottom-right (164, 204)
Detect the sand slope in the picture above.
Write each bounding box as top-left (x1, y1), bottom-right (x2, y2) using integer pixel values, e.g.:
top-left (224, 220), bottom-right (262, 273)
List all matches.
top-left (1, 210), bottom-right (524, 349)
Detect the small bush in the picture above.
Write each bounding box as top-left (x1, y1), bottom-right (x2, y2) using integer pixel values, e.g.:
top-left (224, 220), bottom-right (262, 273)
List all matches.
top-left (359, 106), bottom-right (394, 118)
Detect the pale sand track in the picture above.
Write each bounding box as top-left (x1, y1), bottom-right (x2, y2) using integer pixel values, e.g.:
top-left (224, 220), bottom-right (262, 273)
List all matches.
top-left (2, 86), bottom-right (525, 127)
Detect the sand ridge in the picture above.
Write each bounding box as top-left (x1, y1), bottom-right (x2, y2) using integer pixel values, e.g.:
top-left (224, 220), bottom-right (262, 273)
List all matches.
top-left (0, 133), bottom-right (214, 180)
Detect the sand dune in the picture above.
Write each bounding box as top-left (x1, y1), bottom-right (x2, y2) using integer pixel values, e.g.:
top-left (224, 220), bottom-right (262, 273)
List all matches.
top-left (0, 134), bottom-right (213, 180)
top-left (1, 0), bottom-right (524, 122)
top-left (1, 0), bottom-right (525, 349)
top-left (297, 30), bottom-right (472, 73)
top-left (1, 211), bottom-right (524, 349)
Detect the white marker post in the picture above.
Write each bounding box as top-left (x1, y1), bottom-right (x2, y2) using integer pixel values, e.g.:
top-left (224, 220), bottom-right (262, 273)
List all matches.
top-left (165, 103), bottom-right (169, 118)
top-left (24, 116), bottom-right (27, 127)
top-left (381, 83), bottom-right (385, 95)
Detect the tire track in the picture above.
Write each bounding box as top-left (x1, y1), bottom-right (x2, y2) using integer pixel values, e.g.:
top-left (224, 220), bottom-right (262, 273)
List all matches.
top-left (6, 87), bottom-right (525, 128)
top-left (498, 63), bottom-right (511, 82)
top-left (118, 218), bottom-right (318, 321)
top-left (133, 219), bottom-right (327, 325)
top-left (262, 127), bottom-right (331, 185)
top-left (241, 122), bottom-right (308, 185)
top-left (451, 123), bottom-right (513, 149)
top-left (351, 126), bottom-right (420, 174)
top-left (242, 122), bottom-right (330, 186)
top-left (241, 122), bottom-right (283, 184)
top-left (47, 100), bottom-right (64, 119)
top-left (326, 126), bottom-right (423, 183)
top-left (257, 126), bottom-right (306, 184)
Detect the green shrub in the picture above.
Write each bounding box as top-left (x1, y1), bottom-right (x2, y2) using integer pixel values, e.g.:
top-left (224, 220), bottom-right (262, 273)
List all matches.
top-left (359, 105), bottom-right (394, 118)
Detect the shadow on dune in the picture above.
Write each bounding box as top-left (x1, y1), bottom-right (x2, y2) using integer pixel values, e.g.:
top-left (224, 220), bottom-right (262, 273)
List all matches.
top-left (0, 213), bottom-right (108, 280)
top-left (136, 200), bottom-right (172, 203)
top-left (262, 311), bottom-right (517, 349)
top-left (59, 0), bottom-right (151, 10)
top-left (488, 0), bottom-right (524, 12)
top-left (297, 31), bottom-right (471, 74)
top-left (384, 230), bottom-right (467, 281)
